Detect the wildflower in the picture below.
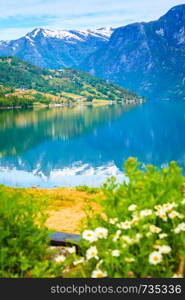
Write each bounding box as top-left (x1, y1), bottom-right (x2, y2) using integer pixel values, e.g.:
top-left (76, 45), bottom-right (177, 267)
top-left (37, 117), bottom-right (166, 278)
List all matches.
top-left (91, 269), bottom-right (107, 278)
top-left (172, 274), bottom-right (183, 278)
top-left (73, 258), bottom-right (85, 266)
top-left (66, 246), bottom-right (76, 254)
top-left (128, 204), bottom-right (137, 211)
top-left (82, 230), bottom-right (97, 242)
top-left (150, 225), bottom-right (162, 234)
top-left (140, 209), bottom-right (153, 217)
top-left (122, 235), bottom-right (133, 244)
top-left (131, 218), bottom-right (139, 226)
top-left (158, 245), bottom-right (172, 254)
top-left (146, 232), bottom-right (152, 237)
top-left (155, 209), bottom-right (168, 221)
top-left (54, 255), bottom-right (66, 263)
top-left (113, 230), bottom-right (121, 242)
top-left (117, 220), bottom-right (131, 230)
top-left (95, 227), bottom-right (108, 239)
top-left (181, 199), bottom-right (185, 205)
top-left (125, 257), bottom-right (135, 263)
top-left (134, 233), bottom-right (142, 242)
top-left (159, 233), bottom-right (168, 239)
top-left (149, 251), bottom-right (162, 265)
top-left (163, 202), bottom-right (176, 213)
top-left (96, 259), bottom-right (103, 268)
top-left (168, 211), bottom-right (181, 219)
top-left (109, 218), bottom-right (118, 224)
top-left (111, 250), bottom-right (120, 257)
top-left (86, 246), bottom-right (99, 260)
top-left (154, 205), bottom-right (162, 210)
top-left (174, 222), bottom-right (185, 233)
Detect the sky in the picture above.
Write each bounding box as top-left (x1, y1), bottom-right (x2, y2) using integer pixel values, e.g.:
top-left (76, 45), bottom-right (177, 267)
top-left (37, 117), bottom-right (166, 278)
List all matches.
top-left (0, 0), bottom-right (185, 40)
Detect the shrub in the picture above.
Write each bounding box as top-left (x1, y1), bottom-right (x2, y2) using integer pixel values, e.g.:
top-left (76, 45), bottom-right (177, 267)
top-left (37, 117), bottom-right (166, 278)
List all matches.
top-left (76, 185), bottom-right (99, 194)
top-left (0, 186), bottom-right (61, 278)
top-left (65, 158), bottom-right (185, 278)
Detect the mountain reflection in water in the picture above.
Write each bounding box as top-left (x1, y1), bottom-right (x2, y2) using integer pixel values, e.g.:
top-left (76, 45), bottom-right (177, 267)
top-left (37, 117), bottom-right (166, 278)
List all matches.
top-left (0, 101), bottom-right (185, 187)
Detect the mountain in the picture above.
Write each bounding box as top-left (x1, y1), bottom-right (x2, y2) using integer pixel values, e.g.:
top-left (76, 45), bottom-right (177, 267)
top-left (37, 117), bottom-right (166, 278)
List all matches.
top-left (1, 6), bottom-right (184, 100)
top-left (0, 56), bottom-right (143, 107)
top-left (0, 27), bottom-right (114, 69)
top-left (81, 4), bottom-right (185, 100)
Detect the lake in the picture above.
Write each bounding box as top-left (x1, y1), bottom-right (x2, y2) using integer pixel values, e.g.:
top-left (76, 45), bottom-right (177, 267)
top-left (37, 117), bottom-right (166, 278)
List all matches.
top-left (0, 100), bottom-right (185, 187)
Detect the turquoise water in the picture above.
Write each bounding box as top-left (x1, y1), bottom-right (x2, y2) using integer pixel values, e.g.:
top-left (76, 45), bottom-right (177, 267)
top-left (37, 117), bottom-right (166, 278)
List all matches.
top-left (0, 100), bottom-right (185, 187)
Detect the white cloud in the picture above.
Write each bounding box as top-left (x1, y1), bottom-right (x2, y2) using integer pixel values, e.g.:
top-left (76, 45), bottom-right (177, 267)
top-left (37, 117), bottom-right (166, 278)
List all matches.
top-left (0, 0), bottom-right (185, 39)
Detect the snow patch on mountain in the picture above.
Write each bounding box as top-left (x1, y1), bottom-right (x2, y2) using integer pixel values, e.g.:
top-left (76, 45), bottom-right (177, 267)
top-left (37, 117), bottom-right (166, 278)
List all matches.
top-left (156, 28), bottom-right (165, 36)
top-left (26, 27), bottom-right (113, 42)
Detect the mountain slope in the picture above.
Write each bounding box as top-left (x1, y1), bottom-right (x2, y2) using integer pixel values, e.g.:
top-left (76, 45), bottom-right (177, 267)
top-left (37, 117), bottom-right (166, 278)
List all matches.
top-left (0, 56), bottom-right (143, 107)
top-left (0, 27), bottom-right (113, 69)
top-left (81, 4), bottom-right (185, 100)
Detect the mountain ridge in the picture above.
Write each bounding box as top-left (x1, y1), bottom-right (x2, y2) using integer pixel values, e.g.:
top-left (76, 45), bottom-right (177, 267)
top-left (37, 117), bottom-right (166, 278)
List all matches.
top-left (81, 4), bottom-right (185, 100)
top-left (0, 27), bottom-right (114, 69)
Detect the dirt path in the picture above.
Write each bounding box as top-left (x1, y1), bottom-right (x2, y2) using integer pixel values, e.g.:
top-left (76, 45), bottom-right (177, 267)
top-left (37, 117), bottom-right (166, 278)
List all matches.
top-left (45, 188), bottom-right (102, 233)
top-left (3, 186), bottom-right (103, 233)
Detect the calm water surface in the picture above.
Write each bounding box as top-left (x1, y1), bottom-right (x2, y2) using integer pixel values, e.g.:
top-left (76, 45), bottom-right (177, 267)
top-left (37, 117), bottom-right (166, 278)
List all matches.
top-left (0, 100), bottom-right (185, 187)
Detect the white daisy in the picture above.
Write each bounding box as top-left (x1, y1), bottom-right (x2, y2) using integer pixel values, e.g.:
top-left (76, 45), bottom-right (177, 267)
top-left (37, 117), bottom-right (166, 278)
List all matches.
top-left (54, 255), bottom-right (66, 263)
top-left (149, 251), bottom-right (162, 265)
top-left (140, 209), bottom-right (153, 217)
top-left (159, 233), bottom-right (168, 239)
top-left (179, 222), bottom-right (185, 231)
top-left (172, 274), bottom-right (183, 278)
top-left (128, 204), bottom-right (137, 211)
top-left (168, 211), bottom-right (181, 219)
top-left (131, 217), bottom-right (140, 225)
top-left (125, 257), bottom-right (135, 263)
top-left (122, 235), bottom-right (133, 244)
top-left (155, 209), bottom-right (168, 221)
top-left (146, 232), bottom-right (152, 237)
top-left (96, 259), bottom-right (103, 268)
top-left (113, 230), bottom-right (121, 242)
top-left (109, 218), bottom-right (118, 224)
top-left (66, 246), bottom-right (76, 254)
top-left (111, 250), bottom-right (120, 257)
top-left (181, 199), bottom-right (185, 205)
top-left (95, 227), bottom-right (108, 239)
top-left (134, 233), bottom-right (142, 242)
top-left (150, 225), bottom-right (162, 234)
top-left (86, 246), bottom-right (99, 260)
top-left (91, 269), bottom-right (107, 278)
top-left (82, 230), bottom-right (97, 242)
top-left (174, 222), bottom-right (185, 233)
top-left (73, 258), bottom-right (85, 266)
top-left (158, 245), bottom-right (172, 254)
top-left (163, 202), bottom-right (176, 213)
top-left (117, 220), bottom-right (131, 230)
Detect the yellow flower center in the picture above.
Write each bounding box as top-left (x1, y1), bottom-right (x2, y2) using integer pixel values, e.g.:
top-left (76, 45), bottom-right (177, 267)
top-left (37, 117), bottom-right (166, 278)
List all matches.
top-left (97, 273), bottom-right (104, 278)
top-left (153, 256), bottom-right (159, 261)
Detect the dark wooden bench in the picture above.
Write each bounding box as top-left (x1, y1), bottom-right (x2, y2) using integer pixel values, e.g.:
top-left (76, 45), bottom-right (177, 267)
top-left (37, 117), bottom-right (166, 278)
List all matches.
top-left (49, 231), bottom-right (81, 247)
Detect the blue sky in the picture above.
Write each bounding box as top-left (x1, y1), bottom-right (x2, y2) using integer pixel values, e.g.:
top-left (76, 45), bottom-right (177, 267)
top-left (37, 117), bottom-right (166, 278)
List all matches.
top-left (0, 0), bottom-right (185, 40)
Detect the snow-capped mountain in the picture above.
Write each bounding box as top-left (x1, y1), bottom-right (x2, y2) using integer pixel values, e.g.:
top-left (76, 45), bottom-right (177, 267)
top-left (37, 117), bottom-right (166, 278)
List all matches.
top-left (0, 27), bottom-right (114, 69)
top-left (81, 4), bottom-right (185, 100)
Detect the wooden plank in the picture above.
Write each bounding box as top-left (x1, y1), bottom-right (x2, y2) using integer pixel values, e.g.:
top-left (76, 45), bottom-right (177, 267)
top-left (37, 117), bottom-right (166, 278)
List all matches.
top-left (49, 231), bottom-right (81, 247)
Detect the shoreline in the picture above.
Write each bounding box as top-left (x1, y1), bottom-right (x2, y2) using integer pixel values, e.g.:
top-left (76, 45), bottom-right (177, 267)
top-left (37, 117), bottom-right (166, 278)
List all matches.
top-left (0, 99), bottom-right (145, 110)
